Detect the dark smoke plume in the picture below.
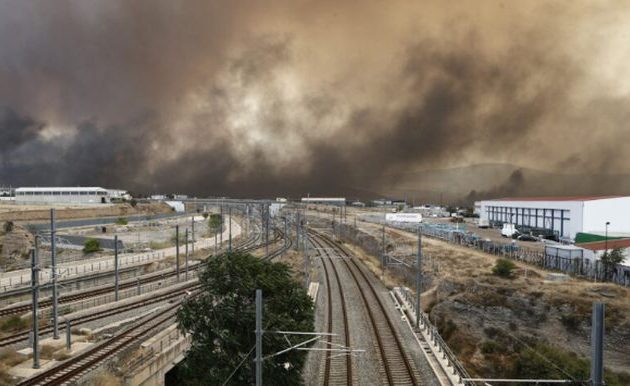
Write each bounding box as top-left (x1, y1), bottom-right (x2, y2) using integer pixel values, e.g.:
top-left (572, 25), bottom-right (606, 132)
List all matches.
top-left (1, 1), bottom-right (629, 199)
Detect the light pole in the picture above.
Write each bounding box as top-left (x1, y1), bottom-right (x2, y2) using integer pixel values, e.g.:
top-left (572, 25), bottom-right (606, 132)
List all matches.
top-left (604, 222), bottom-right (610, 254)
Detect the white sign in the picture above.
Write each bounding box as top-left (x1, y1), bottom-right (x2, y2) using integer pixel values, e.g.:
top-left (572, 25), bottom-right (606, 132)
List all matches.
top-left (385, 213), bottom-right (422, 223)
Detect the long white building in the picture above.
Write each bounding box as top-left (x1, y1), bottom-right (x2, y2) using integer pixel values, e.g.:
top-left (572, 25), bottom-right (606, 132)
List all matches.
top-left (301, 197), bottom-right (346, 205)
top-left (15, 187), bottom-right (114, 204)
top-left (479, 196), bottom-right (630, 240)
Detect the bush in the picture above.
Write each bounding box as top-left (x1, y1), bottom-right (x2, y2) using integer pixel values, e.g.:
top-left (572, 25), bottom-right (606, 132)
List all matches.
top-left (560, 313), bottom-right (582, 332)
top-left (130, 199), bottom-right (138, 208)
top-left (83, 239), bottom-right (101, 254)
top-left (2, 221), bottom-right (13, 233)
top-left (493, 259), bottom-right (516, 278)
top-left (115, 217), bottom-right (128, 225)
top-left (480, 340), bottom-right (505, 354)
top-left (171, 232), bottom-right (187, 245)
top-left (208, 214), bottom-right (222, 230)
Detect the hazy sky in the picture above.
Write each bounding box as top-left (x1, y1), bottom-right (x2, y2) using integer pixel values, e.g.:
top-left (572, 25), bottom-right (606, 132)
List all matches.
top-left (1, 1), bottom-right (629, 198)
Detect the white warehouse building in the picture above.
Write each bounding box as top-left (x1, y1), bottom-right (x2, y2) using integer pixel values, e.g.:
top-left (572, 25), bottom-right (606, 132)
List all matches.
top-left (479, 196), bottom-right (630, 240)
top-left (15, 187), bottom-right (117, 205)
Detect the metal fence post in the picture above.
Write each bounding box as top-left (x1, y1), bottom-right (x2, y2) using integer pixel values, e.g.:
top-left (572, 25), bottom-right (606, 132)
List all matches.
top-left (591, 303), bottom-right (605, 386)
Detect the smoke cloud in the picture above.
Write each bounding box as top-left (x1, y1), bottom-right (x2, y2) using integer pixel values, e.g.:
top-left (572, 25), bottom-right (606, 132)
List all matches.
top-left (1, 1), bottom-right (630, 199)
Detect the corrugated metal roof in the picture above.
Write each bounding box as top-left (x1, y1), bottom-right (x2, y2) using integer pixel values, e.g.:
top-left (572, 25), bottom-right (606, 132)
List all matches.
top-left (489, 195), bottom-right (626, 202)
top-left (576, 238), bottom-right (630, 251)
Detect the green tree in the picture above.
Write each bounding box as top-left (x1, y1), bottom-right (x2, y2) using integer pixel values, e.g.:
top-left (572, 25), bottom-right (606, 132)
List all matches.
top-left (601, 247), bottom-right (624, 280)
top-left (83, 238), bottom-right (101, 254)
top-left (492, 258), bottom-right (516, 278)
top-left (176, 252), bottom-right (314, 385)
top-left (115, 217), bottom-right (128, 225)
top-left (208, 214), bottom-right (222, 231)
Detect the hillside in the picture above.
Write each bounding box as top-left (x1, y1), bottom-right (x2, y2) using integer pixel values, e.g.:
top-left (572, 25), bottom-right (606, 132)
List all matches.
top-left (373, 163), bottom-right (630, 204)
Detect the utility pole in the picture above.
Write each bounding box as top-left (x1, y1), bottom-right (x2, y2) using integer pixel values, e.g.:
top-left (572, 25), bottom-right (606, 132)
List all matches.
top-left (50, 208), bottom-right (59, 340)
top-left (304, 234), bottom-right (309, 288)
top-left (65, 320), bottom-right (71, 350)
top-left (296, 211), bottom-right (301, 251)
top-left (255, 289), bottom-right (263, 386)
top-left (229, 206), bottom-right (232, 253)
top-left (381, 223), bottom-right (386, 276)
top-left (31, 242), bottom-right (40, 369)
top-left (175, 225), bottom-right (180, 282)
top-left (591, 303), bottom-right (605, 386)
top-left (265, 205), bottom-right (269, 257)
top-left (283, 217), bottom-right (288, 258)
top-left (114, 235), bottom-right (119, 301)
top-left (185, 228), bottom-right (189, 280)
top-left (191, 215), bottom-right (196, 257)
top-left (416, 227), bottom-right (422, 329)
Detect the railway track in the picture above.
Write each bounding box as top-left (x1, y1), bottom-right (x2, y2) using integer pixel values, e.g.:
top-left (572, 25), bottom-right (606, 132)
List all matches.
top-left (15, 301), bottom-right (184, 386)
top-left (0, 282), bottom-right (200, 348)
top-left (309, 235), bottom-right (352, 386)
top-left (311, 231), bottom-right (420, 386)
top-left (14, 223), bottom-right (287, 385)
top-left (0, 231), bottom-right (264, 319)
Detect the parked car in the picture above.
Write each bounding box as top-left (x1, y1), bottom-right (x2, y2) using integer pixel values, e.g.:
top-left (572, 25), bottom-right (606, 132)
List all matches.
top-left (517, 234), bottom-right (538, 242)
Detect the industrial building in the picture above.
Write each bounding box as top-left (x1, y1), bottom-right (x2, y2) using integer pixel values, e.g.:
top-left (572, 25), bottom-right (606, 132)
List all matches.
top-left (301, 197), bottom-right (346, 205)
top-left (479, 196), bottom-right (630, 240)
top-left (15, 187), bottom-right (118, 205)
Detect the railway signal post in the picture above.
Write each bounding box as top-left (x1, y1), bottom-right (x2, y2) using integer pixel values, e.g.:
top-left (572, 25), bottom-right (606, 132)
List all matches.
top-left (176, 225), bottom-right (180, 282)
top-left (31, 240), bottom-right (40, 369)
top-left (185, 228), bottom-right (189, 281)
top-left (114, 235), bottom-right (119, 301)
top-left (50, 208), bottom-right (59, 340)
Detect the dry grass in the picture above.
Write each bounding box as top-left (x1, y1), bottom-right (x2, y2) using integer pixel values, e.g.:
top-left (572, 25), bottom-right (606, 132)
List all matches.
top-left (0, 316), bottom-right (29, 334)
top-left (375, 223), bottom-right (630, 319)
top-left (0, 349), bottom-right (26, 367)
top-left (341, 241), bottom-right (400, 289)
top-left (39, 344), bottom-right (57, 360)
top-left (53, 350), bottom-right (72, 361)
top-left (0, 363), bottom-right (14, 386)
top-left (80, 369), bottom-right (122, 386)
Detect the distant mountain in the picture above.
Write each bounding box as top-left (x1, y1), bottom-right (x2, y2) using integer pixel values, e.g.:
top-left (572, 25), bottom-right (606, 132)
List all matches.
top-left (374, 163), bottom-right (630, 205)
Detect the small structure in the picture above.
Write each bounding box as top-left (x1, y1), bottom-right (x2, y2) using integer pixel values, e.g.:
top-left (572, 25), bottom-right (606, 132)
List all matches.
top-left (301, 197), bottom-right (346, 206)
top-left (576, 238), bottom-right (630, 266)
top-left (385, 213), bottom-right (422, 223)
top-left (164, 201), bottom-right (186, 213)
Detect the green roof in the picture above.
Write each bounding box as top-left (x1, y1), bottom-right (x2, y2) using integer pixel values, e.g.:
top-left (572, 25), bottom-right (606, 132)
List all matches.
top-left (574, 232), bottom-right (623, 244)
